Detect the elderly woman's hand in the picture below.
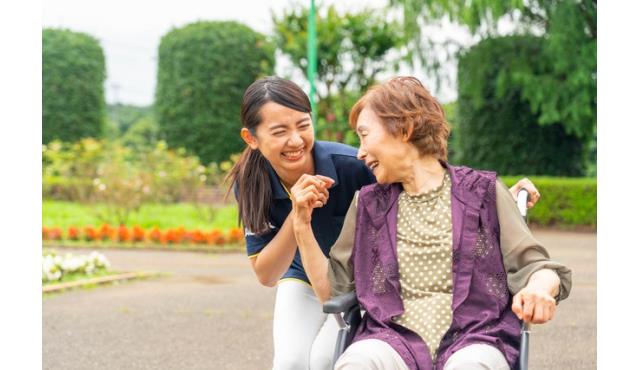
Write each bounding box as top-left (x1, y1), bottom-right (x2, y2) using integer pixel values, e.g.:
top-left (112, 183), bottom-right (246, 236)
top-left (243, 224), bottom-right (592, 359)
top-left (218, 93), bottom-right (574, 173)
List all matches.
top-left (290, 174), bottom-right (334, 224)
top-left (508, 178), bottom-right (540, 208)
top-left (512, 269), bottom-right (560, 324)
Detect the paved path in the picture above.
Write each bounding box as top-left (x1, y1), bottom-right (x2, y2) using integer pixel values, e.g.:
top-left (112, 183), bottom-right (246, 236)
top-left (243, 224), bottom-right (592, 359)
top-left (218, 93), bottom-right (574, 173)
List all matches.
top-left (43, 229), bottom-right (596, 369)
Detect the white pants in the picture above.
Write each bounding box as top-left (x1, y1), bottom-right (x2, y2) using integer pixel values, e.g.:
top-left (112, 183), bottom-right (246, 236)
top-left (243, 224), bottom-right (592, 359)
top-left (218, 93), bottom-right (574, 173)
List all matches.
top-left (272, 280), bottom-right (339, 370)
top-left (336, 340), bottom-right (509, 370)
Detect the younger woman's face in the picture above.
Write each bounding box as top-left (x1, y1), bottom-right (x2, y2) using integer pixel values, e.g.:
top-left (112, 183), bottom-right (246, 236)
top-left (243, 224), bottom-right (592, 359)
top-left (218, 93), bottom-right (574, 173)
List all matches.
top-left (245, 102), bottom-right (315, 183)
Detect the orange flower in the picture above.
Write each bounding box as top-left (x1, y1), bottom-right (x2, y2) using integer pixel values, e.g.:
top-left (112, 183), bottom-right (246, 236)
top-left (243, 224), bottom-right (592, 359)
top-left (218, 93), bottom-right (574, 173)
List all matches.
top-left (42, 227), bottom-right (49, 240)
top-left (132, 226), bottom-right (146, 242)
top-left (149, 227), bottom-right (162, 243)
top-left (99, 224), bottom-right (114, 241)
top-left (207, 229), bottom-right (226, 246)
top-left (165, 229), bottom-right (180, 244)
top-left (67, 226), bottom-right (80, 240)
top-left (49, 227), bottom-right (62, 241)
top-left (191, 230), bottom-right (206, 244)
top-left (84, 226), bottom-right (98, 241)
top-left (227, 228), bottom-right (244, 243)
top-left (117, 225), bottom-right (131, 242)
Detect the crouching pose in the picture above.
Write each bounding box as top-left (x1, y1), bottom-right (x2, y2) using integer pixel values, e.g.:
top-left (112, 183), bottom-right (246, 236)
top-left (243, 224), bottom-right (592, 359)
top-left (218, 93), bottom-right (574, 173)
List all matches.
top-left (291, 77), bottom-right (571, 370)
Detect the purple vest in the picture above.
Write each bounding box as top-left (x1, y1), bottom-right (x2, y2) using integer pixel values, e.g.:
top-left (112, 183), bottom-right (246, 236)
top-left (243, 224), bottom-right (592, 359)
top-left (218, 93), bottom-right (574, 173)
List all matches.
top-left (350, 164), bottom-right (521, 370)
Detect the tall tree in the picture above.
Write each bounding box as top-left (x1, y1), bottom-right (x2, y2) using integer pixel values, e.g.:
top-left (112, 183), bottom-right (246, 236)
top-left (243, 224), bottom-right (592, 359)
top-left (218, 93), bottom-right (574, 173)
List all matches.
top-left (389, 0), bottom-right (596, 140)
top-left (272, 4), bottom-right (404, 142)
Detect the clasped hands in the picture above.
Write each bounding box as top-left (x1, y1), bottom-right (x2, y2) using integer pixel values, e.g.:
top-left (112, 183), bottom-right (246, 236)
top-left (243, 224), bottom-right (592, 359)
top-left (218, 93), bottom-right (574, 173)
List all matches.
top-left (290, 174), bottom-right (334, 224)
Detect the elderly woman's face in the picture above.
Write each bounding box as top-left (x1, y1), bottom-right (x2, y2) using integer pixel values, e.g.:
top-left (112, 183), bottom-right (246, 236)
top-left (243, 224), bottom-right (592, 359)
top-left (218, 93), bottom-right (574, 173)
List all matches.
top-left (355, 106), bottom-right (411, 184)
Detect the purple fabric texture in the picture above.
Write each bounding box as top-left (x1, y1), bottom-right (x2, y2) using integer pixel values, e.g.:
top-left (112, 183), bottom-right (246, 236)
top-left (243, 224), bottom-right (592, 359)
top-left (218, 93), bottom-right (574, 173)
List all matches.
top-left (349, 164), bottom-right (521, 370)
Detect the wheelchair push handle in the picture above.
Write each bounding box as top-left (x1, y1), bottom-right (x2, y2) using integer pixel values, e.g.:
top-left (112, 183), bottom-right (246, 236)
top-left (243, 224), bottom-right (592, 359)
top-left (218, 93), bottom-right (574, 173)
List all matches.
top-left (516, 188), bottom-right (529, 220)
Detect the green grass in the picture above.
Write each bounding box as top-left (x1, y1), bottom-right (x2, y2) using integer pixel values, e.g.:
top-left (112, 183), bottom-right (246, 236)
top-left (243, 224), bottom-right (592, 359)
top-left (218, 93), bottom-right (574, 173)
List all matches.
top-left (43, 269), bottom-right (116, 287)
top-left (43, 200), bottom-right (239, 230)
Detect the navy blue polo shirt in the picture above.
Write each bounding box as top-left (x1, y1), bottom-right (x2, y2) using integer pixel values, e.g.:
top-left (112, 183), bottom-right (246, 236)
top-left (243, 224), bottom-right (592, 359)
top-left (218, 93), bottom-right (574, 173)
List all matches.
top-left (243, 140), bottom-right (375, 285)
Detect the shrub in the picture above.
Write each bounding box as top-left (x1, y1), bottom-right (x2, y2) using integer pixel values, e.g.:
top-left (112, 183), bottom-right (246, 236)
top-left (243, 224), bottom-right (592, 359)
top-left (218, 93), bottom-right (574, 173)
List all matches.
top-left (456, 36), bottom-right (585, 176)
top-left (501, 176), bottom-right (596, 228)
top-left (155, 21), bottom-right (275, 164)
top-left (43, 28), bottom-right (106, 143)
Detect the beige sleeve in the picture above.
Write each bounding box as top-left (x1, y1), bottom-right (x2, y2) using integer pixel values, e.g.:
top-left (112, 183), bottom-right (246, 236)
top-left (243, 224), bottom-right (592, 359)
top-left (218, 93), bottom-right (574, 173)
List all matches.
top-left (497, 180), bottom-right (572, 301)
top-left (327, 191), bottom-right (358, 298)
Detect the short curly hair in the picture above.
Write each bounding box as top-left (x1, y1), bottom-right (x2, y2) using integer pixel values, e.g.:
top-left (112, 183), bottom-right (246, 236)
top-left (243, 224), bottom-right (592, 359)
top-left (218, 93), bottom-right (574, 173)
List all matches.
top-left (349, 76), bottom-right (450, 160)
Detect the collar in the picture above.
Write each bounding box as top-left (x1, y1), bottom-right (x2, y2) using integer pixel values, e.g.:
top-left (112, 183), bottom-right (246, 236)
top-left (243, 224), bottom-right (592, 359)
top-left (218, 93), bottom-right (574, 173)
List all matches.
top-left (267, 141), bottom-right (340, 200)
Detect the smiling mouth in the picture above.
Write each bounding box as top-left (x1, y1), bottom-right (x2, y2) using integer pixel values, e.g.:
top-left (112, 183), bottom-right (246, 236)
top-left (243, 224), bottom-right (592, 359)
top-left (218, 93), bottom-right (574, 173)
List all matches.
top-left (367, 161), bottom-right (379, 172)
top-left (282, 149), bottom-right (304, 161)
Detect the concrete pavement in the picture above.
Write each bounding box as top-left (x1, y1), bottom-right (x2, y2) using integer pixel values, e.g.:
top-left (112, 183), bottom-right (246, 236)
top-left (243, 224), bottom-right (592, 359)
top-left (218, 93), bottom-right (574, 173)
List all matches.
top-left (43, 229), bottom-right (596, 369)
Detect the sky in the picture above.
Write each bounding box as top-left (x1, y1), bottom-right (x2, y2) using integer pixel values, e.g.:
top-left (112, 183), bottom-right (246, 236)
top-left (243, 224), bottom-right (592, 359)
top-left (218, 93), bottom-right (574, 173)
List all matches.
top-left (43, 0), bottom-right (469, 106)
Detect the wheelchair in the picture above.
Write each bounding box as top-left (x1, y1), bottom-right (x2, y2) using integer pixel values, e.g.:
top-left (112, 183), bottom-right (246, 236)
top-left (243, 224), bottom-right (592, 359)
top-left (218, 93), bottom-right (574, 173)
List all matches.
top-left (323, 190), bottom-right (532, 370)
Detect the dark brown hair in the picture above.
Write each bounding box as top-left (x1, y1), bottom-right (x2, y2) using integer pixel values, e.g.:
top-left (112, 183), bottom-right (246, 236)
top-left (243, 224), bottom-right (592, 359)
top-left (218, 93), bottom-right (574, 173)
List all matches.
top-left (226, 76), bottom-right (312, 234)
top-left (349, 76), bottom-right (450, 160)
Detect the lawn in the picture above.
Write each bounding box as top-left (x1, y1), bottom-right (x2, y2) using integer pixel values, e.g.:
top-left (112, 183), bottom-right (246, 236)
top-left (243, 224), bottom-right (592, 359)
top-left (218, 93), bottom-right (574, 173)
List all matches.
top-left (43, 200), bottom-right (239, 230)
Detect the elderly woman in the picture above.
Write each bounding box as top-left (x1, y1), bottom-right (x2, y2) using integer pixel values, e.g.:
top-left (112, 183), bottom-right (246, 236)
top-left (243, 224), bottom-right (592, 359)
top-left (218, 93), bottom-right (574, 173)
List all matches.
top-left (291, 77), bottom-right (571, 370)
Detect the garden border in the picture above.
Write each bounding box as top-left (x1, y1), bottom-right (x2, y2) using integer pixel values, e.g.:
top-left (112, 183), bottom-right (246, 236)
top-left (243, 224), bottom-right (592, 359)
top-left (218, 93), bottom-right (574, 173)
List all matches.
top-left (43, 271), bottom-right (158, 293)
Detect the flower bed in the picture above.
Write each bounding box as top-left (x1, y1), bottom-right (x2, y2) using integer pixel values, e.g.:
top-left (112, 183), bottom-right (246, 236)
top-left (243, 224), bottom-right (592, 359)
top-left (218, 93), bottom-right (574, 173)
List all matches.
top-left (42, 224), bottom-right (244, 249)
top-left (42, 249), bottom-right (111, 284)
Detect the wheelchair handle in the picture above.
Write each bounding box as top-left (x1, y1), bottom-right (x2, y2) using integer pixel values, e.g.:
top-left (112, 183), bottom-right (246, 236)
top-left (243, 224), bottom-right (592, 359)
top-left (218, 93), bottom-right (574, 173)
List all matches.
top-left (517, 189), bottom-right (529, 220)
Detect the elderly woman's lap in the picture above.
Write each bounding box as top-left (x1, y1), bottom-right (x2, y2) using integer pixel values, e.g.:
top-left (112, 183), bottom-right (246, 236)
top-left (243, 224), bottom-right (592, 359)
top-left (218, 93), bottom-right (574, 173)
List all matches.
top-left (335, 340), bottom-right (508, 370)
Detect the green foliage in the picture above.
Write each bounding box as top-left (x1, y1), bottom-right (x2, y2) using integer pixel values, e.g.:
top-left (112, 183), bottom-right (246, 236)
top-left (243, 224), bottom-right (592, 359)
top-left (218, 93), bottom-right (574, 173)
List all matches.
top-left (501, 176), bottom-right (596, 228)
top-left (155, 21), bottom-right (275, 164)
top-left (456, 36), bottom-right (585, 176)
top-left (107, 104), bottom-right (154, 136)
top-left (43, 139), bottom-right (209, 224)
top-left (389, 0), bottom-right (596, 141)
top-left (120, 116), bottom-right (160, 150)
top-left (272, 4), bottom-right (404, 142)
top-left (43, 28), bottom-right (106, 143)
top-left (43, 201), bottom-right (238, 230)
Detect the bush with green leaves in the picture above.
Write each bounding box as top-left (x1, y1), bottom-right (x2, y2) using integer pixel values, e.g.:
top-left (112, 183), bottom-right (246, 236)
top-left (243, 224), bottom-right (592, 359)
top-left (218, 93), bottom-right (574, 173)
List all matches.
top-left (155, 21), bottom-right (274, 164)
top-left (455, 36), bottom-right (585, 176)
top-left (43, 139), bottom-right (208, 225)
top-left (43, 28), bottom-right (106, 143)
top-left (501, 176), bottom-right (596, 228)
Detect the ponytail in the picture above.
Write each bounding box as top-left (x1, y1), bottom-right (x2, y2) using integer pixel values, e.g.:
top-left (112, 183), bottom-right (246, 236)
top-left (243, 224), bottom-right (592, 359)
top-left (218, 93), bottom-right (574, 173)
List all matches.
top-left (225, 146), bottom-right (272, 235)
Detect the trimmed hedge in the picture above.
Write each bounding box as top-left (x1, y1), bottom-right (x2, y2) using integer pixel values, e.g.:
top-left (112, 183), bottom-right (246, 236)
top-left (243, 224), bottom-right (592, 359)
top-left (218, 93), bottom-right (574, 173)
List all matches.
top-left (43, 28), bottom-right (106, 143)
top-left (501, 176), bottom-right (596, 228)
top-left (455, 35), bottom-right (585, 176)
top-left (155, 21), bottom-right (274, 164)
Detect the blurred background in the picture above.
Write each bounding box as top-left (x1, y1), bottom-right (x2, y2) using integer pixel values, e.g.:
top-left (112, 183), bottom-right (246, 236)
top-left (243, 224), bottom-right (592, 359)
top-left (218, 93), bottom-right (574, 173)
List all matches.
top-left (41, 1), bottom-right (596, 368)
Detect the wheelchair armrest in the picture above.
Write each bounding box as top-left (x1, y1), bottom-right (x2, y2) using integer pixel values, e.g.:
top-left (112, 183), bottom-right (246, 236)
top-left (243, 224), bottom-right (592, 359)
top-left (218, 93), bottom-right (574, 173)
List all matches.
top-left (323, 291), bottom-right (358, 314)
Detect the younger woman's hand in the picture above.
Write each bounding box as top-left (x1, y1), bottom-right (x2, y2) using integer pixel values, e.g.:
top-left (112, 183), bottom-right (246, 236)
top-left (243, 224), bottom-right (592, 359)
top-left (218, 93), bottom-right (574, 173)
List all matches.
top-left (290, 174), bottom-right (334, 224)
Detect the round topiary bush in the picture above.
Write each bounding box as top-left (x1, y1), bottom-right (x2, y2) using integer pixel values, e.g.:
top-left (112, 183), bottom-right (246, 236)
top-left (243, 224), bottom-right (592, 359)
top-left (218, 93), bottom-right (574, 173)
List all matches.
top-left (155, 21), bottom-right (275, 164)
top-left (455, 35), bottom-right (585, 176)
top-left (43, 28), bottom-right (106, 143)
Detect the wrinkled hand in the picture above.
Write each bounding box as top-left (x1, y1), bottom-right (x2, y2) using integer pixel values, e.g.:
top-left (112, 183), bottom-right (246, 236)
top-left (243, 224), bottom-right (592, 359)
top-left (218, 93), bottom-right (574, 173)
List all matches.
top-left (512, 285), bottom-right (557, 324)
top-left (509, 178), bottom-right (540, 208)
top-left (290, 174), bottom-right (334, 224)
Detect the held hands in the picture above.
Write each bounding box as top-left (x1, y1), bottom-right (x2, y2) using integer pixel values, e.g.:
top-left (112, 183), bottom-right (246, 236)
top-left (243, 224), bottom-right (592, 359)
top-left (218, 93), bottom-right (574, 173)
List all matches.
top-left (290, 174), bottom-right (334, 224)
top-left (509, 178), bottom-right (540, 208)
